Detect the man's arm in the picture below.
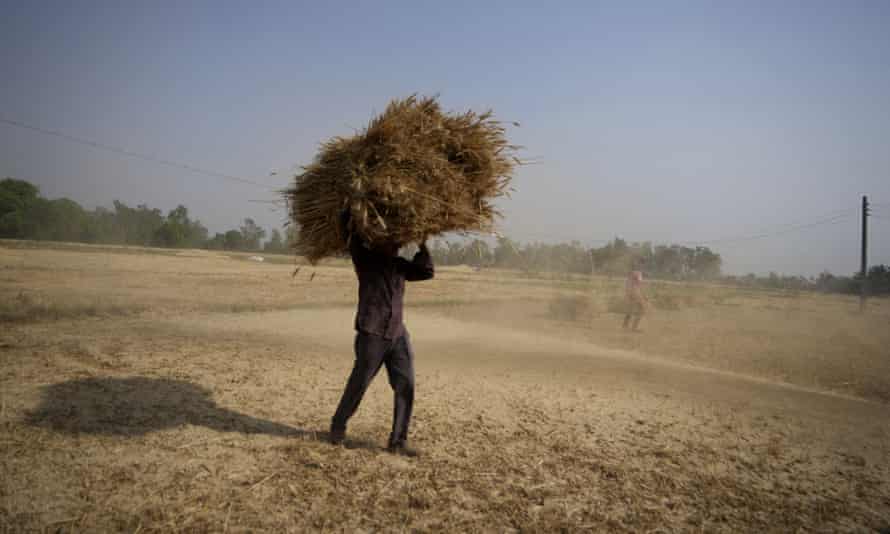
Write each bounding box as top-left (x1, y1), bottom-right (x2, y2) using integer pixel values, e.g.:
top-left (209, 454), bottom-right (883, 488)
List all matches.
top-left (349, 234), bottom-right (382, 274)
top-left (342, 209), bottom-right (375, 268)
top-left (399, 242), bottom-right (434, 281)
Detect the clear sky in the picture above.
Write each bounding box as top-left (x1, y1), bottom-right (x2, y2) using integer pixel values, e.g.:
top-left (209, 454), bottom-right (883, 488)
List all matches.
top-left (2, 0), bottom-right (889, 275)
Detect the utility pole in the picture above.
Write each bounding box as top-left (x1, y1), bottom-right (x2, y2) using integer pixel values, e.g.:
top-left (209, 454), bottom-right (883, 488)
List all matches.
top-left (860, 195), bottom-right (870, 312)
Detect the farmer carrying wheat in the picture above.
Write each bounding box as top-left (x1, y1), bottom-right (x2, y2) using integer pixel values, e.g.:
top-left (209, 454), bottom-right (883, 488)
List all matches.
top-left (284, 95), bottom-right (518, 455)
top-left (329, 219), bottom-right (433, 456)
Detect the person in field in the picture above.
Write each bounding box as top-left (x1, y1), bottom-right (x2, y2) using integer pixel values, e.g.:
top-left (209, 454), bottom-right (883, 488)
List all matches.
top-left (623, 268), bottom-right (648, 332)
top-left (329, 220), bottom-right (434, 457)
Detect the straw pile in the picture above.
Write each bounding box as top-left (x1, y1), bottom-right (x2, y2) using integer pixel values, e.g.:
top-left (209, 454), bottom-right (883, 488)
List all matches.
top-left (284, 95), bottom-right (519, 263)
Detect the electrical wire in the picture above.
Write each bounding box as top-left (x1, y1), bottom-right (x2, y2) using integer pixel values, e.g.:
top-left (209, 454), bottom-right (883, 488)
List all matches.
top-left (682, 212), bottom-right (857, 247)
top-left (586, 207), bottom-right (861, 249)
top-left (0, 116), bottom-right (280, 191)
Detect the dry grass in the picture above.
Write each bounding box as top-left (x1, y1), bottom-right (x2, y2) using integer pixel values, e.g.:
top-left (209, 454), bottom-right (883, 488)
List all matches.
top-left (5, 320), bottom-right (889, 533)
top-left (548, 294), bottom-right (594, 321)
top-left (539, 280), bottom-right (890, 403)
top-left (2, 241), bottom-right (890, 532)
top-left (0, 291), bottom-right (147, 323)
top-left (285, 95), bottom-right (518, 262)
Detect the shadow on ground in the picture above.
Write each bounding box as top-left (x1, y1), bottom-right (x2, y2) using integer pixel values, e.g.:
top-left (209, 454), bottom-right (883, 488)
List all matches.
top-left (24, 376), bottom-right (377, 450)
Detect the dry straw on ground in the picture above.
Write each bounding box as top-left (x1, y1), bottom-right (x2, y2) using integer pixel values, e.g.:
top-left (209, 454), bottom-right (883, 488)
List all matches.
top-left (3, 244), bottom-right (890, 531)
top-left (285, 95), bottom-right (519, 263)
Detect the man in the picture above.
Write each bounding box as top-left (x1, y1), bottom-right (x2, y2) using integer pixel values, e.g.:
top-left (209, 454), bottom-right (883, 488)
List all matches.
top-left (329, 229), bottom-right (434, 456)
top-left (622, 268), bottom-right (648, 332)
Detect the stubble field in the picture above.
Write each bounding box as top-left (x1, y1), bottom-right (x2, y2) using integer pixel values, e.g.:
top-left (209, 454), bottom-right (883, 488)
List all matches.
top-left (1, 240), bottom-right (889, 532)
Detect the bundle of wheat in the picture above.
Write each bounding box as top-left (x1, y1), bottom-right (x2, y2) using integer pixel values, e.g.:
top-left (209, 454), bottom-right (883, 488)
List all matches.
top-left (284, 95), bottom-right (519, 263)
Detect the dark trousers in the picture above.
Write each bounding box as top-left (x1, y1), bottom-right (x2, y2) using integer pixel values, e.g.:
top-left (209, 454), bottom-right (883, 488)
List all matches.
top-left (331, 331), bottom-right (415, 445)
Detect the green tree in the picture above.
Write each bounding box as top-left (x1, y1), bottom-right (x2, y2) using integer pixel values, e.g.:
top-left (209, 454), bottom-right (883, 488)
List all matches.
top-left (690, 246), bottom-right (722, 279)
top-left (205, 232), bottom-right (227, 250)
top-left (112, 201), bottom-right (164, 245)
top-left (0, 178), bottom-right (40, 238)
top-left (284, 225), bottom-right (298, 249)
top-left (239, 218), bottom-right (266, 251)
top-left (153, 205), bottom-right (188, 247)
top-left (264, 229), bottom-right (285, 253)
top-left (153, 205), bottom-right (209, 248)
top-left (41, 198), bottom-right (91, 241)
top-left (83, 206), bottom-right (114, 243)
top-left (467, 239), bottom-right (492, 267)
top-left (224, 230), bottom-right (244, 250)
top-left (493, 236), bottom-right (521, 268)
top-left (154, 205), bottom-right (208, 247)
top-left (867, 264), bottom-right (890, 295)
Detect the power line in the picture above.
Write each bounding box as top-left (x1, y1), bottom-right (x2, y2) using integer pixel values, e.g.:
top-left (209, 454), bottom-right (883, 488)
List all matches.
top-left (570, 208), bottom-right (861, 250)
top-left (247, 198), bottom-right (286, 213)
top-left (725, 206), bottom-right (856, 235)
top-left (0, 116), bottom-right (280, 191)
top-left (611, 208), bottom-right (858, 249)
top-left (683, 212), bottom-right (856, 247)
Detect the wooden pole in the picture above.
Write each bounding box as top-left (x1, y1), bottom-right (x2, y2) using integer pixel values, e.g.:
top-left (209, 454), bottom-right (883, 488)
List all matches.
top-left (860, 195), bottom-right (869, 312)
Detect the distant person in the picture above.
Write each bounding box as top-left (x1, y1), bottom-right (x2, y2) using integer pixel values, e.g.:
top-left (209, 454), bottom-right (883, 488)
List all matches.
top-left (623, 269), bottom-right (648, 332)
top-left (330, 216), bottom-right (434, 457)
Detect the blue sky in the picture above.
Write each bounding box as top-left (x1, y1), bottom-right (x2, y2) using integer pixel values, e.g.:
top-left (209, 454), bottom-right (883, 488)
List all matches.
top-left (2, 1), bottom-right (889, 275)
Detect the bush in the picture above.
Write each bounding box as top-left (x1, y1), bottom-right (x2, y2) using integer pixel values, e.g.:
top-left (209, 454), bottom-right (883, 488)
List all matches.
top-left (548, 294), bottom-right (593, 321)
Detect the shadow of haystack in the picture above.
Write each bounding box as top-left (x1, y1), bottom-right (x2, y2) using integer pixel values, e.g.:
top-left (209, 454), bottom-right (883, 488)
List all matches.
top-left (25, 376), bottom-right (304, 438)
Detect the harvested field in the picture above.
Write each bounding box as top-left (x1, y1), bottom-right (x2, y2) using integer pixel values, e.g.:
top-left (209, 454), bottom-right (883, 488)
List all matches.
top-left (2, 241), bottom-right (889, 532)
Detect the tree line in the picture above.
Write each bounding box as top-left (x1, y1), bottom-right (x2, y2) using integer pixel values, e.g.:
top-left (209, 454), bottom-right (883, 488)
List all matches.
top-left (724, 268), bottom-right (890, 296)
top-left (3, 177), bottom-right (887, 295)
top-left (427, 237), bottom-right (890, 294)
top-left (428, 236), bottom-right (723, 280)
top-left (0, 178), bottom-right (292, 253)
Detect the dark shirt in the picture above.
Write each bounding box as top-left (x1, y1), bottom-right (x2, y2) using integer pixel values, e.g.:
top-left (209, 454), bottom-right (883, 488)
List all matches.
top-left (350, 237), bottom-right (434, 339)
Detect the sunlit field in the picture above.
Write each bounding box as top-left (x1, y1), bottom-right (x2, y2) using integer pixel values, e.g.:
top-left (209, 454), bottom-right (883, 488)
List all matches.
top-left (2, 240), bottom-right (888, 532)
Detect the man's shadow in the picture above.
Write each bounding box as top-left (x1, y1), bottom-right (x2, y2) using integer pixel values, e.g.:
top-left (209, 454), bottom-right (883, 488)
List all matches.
top-left (24, 376), bottom-right (377, 450)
